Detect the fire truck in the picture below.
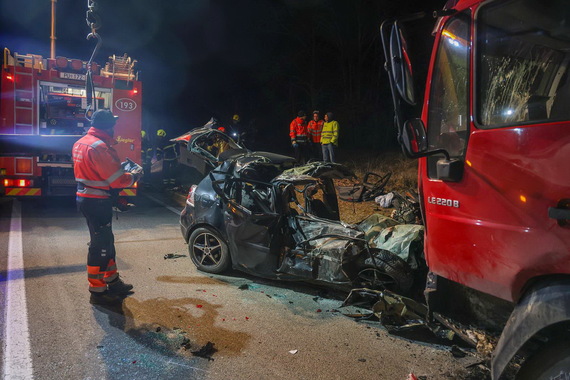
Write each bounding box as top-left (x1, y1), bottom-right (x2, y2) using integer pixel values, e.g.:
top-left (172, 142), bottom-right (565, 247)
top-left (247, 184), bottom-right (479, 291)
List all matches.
top-left (0, 48), bottom-right (142, 197)
top-left (383, 0), bottom-right (570, 378)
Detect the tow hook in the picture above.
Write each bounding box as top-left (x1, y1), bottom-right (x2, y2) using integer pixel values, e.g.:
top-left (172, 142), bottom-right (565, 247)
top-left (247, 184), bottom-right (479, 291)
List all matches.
top-left (548, 199), bottom-right (570, 228)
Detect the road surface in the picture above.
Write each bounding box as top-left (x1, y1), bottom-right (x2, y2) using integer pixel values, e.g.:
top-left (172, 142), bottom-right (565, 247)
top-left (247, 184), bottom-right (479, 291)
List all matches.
top-left (0, 193), bottom-right (482, 380)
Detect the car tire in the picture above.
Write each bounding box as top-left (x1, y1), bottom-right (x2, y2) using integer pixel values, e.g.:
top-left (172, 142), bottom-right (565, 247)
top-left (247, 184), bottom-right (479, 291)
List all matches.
top-left (356, 249), bottom-right (413, 294)
top-left (515, 340), bottom-right (570, 380)
top-left (188, 227), bottom-right (231, 274)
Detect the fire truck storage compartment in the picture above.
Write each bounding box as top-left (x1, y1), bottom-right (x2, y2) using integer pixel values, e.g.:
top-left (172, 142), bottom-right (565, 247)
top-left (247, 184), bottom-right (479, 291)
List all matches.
top-left (38, 82), bottom-right (112, 133)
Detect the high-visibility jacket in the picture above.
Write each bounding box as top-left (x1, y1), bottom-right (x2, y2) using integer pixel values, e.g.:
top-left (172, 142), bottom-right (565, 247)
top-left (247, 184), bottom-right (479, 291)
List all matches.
top-left (321, 120), bottom-right (339, 146)
top-left (72, 127), bottom-right (136, 199)
top-left (307, 119), bottom-right (324, 143)
top-left (289, 117), bottom-right (308, 143)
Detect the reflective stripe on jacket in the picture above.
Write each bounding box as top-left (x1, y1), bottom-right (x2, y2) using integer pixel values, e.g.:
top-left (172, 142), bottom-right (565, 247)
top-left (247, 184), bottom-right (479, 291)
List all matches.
top-left (289, 117), bottom-right (308, 143)
top-left (72, 127), bottom-right (135, 199)
top-left (307, 119), bottom-right (324, 143)
top-left (320, 120), bottom-right (339, 146)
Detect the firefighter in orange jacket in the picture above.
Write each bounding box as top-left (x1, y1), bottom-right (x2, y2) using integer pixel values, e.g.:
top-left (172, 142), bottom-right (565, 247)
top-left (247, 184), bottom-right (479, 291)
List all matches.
top-left (289, 110), bottom-right (309, 165)
top-left (307, 110), bottom-right (324, 160)
top-left (72, 109), bottom-right (142, 305)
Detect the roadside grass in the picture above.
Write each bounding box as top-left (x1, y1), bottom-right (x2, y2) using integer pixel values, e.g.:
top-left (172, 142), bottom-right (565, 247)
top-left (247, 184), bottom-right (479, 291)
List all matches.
top-left (339, 149), bottom-right (418, 193)
top-left (335, 149), bottom-right (419, 224)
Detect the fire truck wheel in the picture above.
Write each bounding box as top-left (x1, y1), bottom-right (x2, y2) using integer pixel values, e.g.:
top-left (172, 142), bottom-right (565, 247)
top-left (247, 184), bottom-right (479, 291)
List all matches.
top-left (516, 339), bottom-right (570, 380)
top-left (188, 227), bottom-right (231, 274)
top-left (356, 249), bottom-right (413, 294)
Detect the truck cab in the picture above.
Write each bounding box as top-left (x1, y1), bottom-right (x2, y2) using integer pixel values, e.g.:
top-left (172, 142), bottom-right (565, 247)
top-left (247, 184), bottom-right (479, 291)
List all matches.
top-left (383, 0), bottom-right (570, 378)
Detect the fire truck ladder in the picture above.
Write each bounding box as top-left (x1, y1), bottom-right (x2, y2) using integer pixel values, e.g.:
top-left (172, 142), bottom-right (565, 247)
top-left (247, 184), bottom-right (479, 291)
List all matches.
top-left (12, 52), bottom-right (43, 134)
top-left (100, 54), bottom-right (138, 82)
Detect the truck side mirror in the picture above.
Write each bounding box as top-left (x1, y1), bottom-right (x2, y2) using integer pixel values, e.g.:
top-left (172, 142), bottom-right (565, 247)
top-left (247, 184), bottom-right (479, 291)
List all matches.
top-left (402, 118), bottom-right (428, 155)
top-left (390, 22), bottom-right (416, 106)
top-left (402, 119), bottom-right (463, 181)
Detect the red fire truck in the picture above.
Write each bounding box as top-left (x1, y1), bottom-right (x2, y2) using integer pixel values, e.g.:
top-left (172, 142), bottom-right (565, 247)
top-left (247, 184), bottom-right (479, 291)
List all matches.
top-left (383, 0), bottom-right (570, 378)
top-left (0, 49), bottom-right (142, 197)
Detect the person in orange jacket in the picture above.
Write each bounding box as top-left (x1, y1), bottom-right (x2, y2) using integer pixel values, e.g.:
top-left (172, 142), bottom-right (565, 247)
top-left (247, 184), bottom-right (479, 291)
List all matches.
top-left (289, 110), bottom-right (309, 165)
top-left (72, 109), bottom-right (142, 305)
top-left (307, 110), bottom-right (324, 160)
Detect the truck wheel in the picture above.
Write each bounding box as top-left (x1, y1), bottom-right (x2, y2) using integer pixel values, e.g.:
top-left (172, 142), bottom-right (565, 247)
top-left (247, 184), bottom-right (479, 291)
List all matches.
top-left (516, 340), bottom-right (570, 380)
top-left (188, 227), bottom-right (231, 274)
top-left (356, 249), bottom-right (413, 293)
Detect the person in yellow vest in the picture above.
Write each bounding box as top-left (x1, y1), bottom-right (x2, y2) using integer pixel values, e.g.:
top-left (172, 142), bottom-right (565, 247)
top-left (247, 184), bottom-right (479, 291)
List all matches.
top-left (320, 112), bottom-right (339, 163)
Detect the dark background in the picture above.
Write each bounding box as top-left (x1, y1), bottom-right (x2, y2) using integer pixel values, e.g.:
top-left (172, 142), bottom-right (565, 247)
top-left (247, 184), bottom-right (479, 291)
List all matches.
top-left (1, 0), bottom-right (442, 153)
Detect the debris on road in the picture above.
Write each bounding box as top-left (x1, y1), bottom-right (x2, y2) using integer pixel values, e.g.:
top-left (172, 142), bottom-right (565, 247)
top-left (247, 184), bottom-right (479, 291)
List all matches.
top-left (190, 341), bottom-right (217, 361)
top-left (289, 349), bottom-right (298, 355)
top-left (451, 345), bottom-right (467, 358)
top-left (343, 288), bottom-right (466, 346)
top-left (164, 253), bottom-right (187, 259)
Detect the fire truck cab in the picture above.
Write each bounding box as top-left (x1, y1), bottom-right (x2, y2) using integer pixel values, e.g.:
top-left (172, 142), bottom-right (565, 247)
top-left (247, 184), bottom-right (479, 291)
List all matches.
top-left (0, 49), bottom-right (142, 197)
top-left (383, 0), bottom-right (570, 378)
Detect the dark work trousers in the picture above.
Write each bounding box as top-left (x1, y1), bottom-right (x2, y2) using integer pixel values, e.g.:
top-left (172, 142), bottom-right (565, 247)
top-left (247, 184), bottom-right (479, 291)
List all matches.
top-left (294, 142), bottom-right (310, 165)
top-left (78, 197), bottom-right (118, 291)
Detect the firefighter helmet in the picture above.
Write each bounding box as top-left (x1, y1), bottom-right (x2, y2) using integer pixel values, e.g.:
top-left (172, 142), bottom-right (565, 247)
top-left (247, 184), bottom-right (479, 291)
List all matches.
top-left (141, 130), bottom-right (146, 138)
top-left (157, 129), bottom-right (166, 137)
top-left (232, 114), bottom-right (240, 122)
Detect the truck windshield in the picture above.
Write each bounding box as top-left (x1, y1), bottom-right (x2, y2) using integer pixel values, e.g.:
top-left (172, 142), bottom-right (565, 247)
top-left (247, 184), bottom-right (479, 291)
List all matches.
top-left (477, 0), bottom-right (570, 128)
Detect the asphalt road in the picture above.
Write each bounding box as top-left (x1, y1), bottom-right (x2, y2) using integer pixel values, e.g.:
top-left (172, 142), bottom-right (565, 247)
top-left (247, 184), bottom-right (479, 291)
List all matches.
top-left (0, 192), bottom-right (481, 380)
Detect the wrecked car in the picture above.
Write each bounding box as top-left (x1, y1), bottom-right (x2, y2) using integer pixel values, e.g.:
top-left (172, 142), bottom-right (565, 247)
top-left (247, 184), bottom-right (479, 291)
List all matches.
top-left (151, 118), bottom-right (247, 184)
top-left (180, 155), bottom-right (417, 292)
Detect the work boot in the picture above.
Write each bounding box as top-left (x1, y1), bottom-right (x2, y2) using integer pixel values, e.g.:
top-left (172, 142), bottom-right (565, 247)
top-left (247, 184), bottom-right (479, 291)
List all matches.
top-left (89, 291), bottom-right (124, 306)
top-left (107, 277), bottom-right (134, 295)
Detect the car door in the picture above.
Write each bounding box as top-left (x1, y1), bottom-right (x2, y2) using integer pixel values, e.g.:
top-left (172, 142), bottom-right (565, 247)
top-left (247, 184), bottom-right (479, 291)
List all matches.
top-left (216, 178), bottom-right (285, 277)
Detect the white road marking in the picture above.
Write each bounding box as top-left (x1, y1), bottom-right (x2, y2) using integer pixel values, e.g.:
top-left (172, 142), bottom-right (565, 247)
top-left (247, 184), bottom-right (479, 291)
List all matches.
top-left (3, 200), bottom-right (34, 380)
top-left (144, 193), bottom-right (182, 216)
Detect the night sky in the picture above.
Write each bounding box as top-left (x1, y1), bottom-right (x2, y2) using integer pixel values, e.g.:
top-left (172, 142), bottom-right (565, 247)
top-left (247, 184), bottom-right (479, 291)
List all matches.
top-left (1, 0), bottom-right (442, 153)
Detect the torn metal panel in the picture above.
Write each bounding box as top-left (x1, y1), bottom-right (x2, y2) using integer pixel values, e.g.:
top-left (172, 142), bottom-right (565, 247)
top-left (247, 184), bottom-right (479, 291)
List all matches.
top-left (279, 215), bottom-right (365, 283)
top-left (279, 161), bottom-right (356, 180)
top-left (358, 214), bottom-right (400, 242)
top-left (369, 224), bottom-right (424, 269)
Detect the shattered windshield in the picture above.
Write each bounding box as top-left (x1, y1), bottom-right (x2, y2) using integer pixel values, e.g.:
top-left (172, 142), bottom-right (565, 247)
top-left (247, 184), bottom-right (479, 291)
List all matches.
top-left (191, 130), bottom-right (242, 161)
top-left (477, 0), bottom-right (570, 128)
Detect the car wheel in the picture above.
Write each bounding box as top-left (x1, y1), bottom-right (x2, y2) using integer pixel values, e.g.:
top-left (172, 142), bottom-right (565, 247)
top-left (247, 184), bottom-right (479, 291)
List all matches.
top-left (356, 249), bottom-right (413, 293)
top-left (188, 227), bottom-right (231, 274)
top-left (516, 340), bottom-right (570, 380)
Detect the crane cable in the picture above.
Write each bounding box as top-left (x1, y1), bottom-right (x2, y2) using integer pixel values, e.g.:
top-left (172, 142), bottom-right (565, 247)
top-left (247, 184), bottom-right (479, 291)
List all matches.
top-left (85, 0), bottom-right (102, 123)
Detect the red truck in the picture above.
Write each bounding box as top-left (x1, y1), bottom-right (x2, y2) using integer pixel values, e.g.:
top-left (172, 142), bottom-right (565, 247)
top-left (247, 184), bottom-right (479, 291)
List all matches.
top-left (0, 49), bottom-right (142, 197)
top-left (382, 0), bottom-right (570, 378)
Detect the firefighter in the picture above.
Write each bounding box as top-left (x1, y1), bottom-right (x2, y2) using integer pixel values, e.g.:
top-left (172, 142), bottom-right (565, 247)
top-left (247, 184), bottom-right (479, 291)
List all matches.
top-left (155, 129), bottom-right (167, 160)
top-left (72, 109), bottom-right (142, 305)
top-left (290, 110), bottom-right (309, 165)
top-left (141, 130), bottom-right (152, 185)
top-left (307, 110), bottom-right (324, 160)
top-left (156, 129), bottom-right (178, 188)
top-left (226, 114), bottom-right (243, 144)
